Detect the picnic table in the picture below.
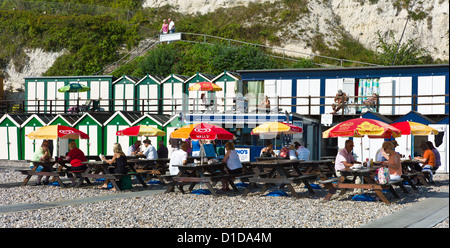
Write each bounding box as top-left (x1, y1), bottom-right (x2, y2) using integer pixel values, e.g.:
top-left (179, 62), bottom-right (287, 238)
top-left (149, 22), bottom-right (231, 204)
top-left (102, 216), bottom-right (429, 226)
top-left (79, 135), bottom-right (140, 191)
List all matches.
top-left (241, 160), bottom-right (317, 198)
top-left (298, 160), bottom-right (336, 179)
top-left (164, 162), bottom-right (238, 196)
top-left (321, 166), bottom-right (408, 205)
top-left (76, 160), bottom-right (148, 191)
top-left (128, 158), bottom-right (170, 183)
top-left (19, 160), bottom-right (70, 187)
top-left (255, 156), bottom-right (289, 161)
top-left (401, 160), bottom-right (430, 186)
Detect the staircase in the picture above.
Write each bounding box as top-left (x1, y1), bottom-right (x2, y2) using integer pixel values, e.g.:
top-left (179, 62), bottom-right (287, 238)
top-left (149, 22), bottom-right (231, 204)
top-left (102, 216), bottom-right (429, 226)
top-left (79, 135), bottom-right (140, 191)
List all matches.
top-left (94, 35), bottom-right (160, 75)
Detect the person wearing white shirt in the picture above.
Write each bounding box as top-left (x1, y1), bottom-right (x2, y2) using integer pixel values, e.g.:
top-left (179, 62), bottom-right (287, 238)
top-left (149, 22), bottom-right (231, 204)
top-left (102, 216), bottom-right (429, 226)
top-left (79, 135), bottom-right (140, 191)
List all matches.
top-left (169, 142), bottom-right (188, 175)
top-left (294, 142), bottom-right (310, 161)
top-left (288, 145), bottom-right (298, 160)
top-left (142, 139), bottom-right (158, 160)
top-left (168, 18), bottom-right (175, 33)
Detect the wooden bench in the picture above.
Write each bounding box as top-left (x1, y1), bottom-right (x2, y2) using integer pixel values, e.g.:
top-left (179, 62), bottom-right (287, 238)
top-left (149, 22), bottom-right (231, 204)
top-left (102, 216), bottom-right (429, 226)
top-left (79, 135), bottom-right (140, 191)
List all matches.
top-left (79, 170), bottom-right (149, 191)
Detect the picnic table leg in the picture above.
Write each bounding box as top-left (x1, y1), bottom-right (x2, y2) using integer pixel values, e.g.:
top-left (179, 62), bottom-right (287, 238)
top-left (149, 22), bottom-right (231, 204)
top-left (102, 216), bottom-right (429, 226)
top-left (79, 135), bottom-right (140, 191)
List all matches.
top-left (165, 182), bottom-right (176, 193)
top-left (286, 184), bottom-right (299, 198)
top-left (135, 174), bottom-right (148, 188)
top-left (110, 179), bottom-right (121, 191)
top-left (397, 182), bottom-right (409, 194)
top-left (374, 189), bottom-right (391, 204)
top-left (323, 184), bottom-right (337, 201)
top-left (21, 166), bottom-right (39, 186)
top-left (205, 183), bottom-right (218, 197)
top-left (387, 185), bottom-right (400, 199)
top-left (302, 179), bottom-right (316, 195)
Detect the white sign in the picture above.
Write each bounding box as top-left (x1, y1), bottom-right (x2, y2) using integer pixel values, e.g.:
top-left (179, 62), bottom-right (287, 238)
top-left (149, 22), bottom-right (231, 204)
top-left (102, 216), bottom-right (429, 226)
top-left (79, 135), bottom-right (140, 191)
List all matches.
top-left (159, 33), bottom-right (181, 42)
top-left (235, 148), bottom-right (250, 162)
top-left (321, 113), bottom-right (333, 126)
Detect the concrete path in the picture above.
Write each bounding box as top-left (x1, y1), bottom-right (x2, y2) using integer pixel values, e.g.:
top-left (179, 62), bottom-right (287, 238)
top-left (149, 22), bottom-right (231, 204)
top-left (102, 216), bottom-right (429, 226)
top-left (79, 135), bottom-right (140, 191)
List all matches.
top-left (359, 189), bottom-right (449, 228)
top-left (0, 189), bottom-right (166, 215)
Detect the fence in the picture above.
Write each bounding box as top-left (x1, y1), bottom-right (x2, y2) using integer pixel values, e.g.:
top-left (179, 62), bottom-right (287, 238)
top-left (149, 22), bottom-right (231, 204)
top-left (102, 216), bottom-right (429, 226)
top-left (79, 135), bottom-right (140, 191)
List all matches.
top-left (1, 94), bottom-right (448, 117)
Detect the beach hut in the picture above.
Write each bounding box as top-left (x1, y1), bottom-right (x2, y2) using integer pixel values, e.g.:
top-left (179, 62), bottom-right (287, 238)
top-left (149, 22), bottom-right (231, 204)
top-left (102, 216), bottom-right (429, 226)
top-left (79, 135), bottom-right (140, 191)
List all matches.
top-left (86, 76), bottom-right (114, 112)
top-left (24, 76), bottom-right (115, 113)
top-left (160, 74), bottom-right (189, 115)
top-left (212, 71), bottom-right (241, 113)
top-left (47, 114), bottom-right (81, 157)
top-left (73, 112), bottom-right (113, 156)
top-left (21, 114), bottom-right (58, 160)
top-left (102, 111), bottom-right (141, 155)
top-left (185, 72), bottom-right (216, 113)
top-left (135, 74), bottom-right (165, 114)
top-left (0, 114), bottom-right (30, 160)
top-left (112, 76), bottom-right (139, 111)
top-left (25, 78), bottom-right (63, 113)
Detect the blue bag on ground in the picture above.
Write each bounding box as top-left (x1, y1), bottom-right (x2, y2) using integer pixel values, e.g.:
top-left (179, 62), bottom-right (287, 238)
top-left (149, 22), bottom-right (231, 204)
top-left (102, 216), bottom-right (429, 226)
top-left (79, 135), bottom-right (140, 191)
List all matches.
top-left (352, 193), bottom-right (375, 202)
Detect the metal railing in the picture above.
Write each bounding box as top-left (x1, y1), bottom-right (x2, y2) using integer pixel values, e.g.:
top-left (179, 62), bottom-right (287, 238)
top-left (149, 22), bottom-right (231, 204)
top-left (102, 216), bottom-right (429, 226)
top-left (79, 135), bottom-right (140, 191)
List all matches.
top-left (1, 94), bottom-right (447, 117)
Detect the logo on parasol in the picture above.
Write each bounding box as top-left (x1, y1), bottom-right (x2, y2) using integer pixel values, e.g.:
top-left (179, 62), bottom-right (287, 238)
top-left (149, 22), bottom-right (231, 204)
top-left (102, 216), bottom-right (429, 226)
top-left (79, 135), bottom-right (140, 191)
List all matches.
top-left (59, 130), bottom-right (75, 135)
top-left (338, 122), bottom-right (354, 130)
top-left (194, 128), bottom-right (211, 133)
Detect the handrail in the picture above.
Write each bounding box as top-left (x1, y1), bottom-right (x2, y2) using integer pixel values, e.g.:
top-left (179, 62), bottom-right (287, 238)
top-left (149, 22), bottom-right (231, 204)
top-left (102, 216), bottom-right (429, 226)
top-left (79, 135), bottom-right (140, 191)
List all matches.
top-left (2, 94), bottom-right (447, 116)
top-left (180, 32), bottom-right (380, 67)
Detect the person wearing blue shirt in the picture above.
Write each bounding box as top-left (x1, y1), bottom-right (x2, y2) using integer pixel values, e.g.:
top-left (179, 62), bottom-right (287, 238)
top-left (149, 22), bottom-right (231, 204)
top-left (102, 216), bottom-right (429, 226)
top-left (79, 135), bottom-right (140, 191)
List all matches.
top-left (142, 139), bottom-right (158, 159)
top-left (191, 139), bottom-right (202, 157)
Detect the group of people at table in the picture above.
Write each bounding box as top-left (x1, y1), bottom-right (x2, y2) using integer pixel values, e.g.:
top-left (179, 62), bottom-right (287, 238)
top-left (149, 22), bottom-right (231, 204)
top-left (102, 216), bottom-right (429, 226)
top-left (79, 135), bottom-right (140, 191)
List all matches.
top-left (336, 139), bottom-right (441, 187)
top-left (29, 132), bottom-right (441, 193)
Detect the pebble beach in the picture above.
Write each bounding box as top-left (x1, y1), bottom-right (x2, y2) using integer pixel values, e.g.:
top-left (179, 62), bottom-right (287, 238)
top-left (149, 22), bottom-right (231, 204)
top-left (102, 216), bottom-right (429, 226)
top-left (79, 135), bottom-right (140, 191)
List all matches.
top-left (0, 160), bottom-right (448, 228)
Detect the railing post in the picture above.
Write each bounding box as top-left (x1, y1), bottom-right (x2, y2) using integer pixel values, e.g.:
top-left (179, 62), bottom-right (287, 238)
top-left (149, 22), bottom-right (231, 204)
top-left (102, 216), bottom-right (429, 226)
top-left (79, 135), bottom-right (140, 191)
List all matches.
top-left (308, 95), bottom-right (311, 117)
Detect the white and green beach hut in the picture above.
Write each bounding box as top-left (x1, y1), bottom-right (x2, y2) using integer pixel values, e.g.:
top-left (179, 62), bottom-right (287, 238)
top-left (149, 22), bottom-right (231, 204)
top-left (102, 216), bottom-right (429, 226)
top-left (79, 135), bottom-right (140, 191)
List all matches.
top-left (73, 112), bottom-right (114, 156)
top-left (135, 74), bottom-right (165, 114)
top-left (112, 76), bottom-right (139, 111)
top-left (212, 71), bottom-right (241, 113)
top-left (160, 74), bottom-right (189, 115)
top-left (47, 114), bottom-right (82, 157)
top-left (21, 114), bottom-right (58, 160)
top-left (0, 114), bottom-right (30, 160)
top-left (184, 72), bottom-right (216, 113)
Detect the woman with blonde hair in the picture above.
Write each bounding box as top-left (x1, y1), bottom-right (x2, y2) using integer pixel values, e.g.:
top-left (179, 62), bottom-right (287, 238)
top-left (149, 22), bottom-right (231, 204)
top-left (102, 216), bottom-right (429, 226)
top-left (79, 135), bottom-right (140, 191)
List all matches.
top-left (221, 141), bottom-right (243, 191)
top-left (381, 141), bottom-right (402, 181)
top-left (100, 143), bottom-right (128, 190)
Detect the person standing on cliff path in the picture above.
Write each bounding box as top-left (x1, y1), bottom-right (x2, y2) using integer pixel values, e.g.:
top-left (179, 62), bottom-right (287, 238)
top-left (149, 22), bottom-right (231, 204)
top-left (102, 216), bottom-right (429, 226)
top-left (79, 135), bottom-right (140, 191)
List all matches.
top-left (168, 18), bottom-right (175, 33)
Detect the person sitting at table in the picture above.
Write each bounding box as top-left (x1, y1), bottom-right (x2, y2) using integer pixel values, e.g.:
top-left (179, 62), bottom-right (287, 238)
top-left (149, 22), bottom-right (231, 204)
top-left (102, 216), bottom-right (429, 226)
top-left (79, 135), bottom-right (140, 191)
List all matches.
top-left (191, 139), bottom-right (202, 157)
top-left (260, 141), bottom-right (275, 157)
top-left (288, 145), bottom-right (298, 160)
top-left (278, 144), bottom-right (289, 158)
top-left (294, 142), bottom-right (310, 161)
top-left (127, 140), bottom-right (141, 156)
top-left (30, 140), bottom-right (52, 185)
top-left (157, 139), bottom-right (168, 159)
top-left (100, 143), bottom-right (128, 191)
top-left (169, 141), bottom-right (189, 176)
top-left (142, 139), bottom-right (158, 160)
top-left (414, 141), bottom-right (436, 183)
top-left (221, 141), bottom-right (243, 191)
top-left (334, 139), bottom-right (362, 194)
top-left (65, 141), bottom-right (88, 186)
top-left (380, 141), bottom-right (402, 181)
top-left (375, 147), bottom-right (389, 162)
top-left (426, 141), bottom-right (441, 172)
